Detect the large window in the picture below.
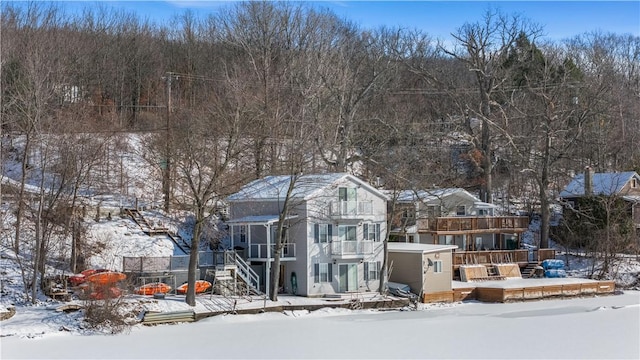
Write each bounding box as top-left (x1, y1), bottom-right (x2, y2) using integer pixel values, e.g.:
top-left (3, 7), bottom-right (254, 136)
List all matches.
top-left (364, 261), bottom-right (380, 281)
top-left (313, 224), bottom-right (332, 243)
top-left (363, 223), bottom-right (381, 242)
top-left (314, 263), bottom-right (332, 283)
top-left (338, 225), bottom-right (357, 241)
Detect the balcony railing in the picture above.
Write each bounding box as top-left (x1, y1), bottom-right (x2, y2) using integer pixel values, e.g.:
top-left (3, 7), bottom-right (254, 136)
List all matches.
top-left (330, 240), bottom-right (374, 257)
top-left (452, 249), bottom-right (556, 267)
top-left (416, 216), bottom-right (529, 232)
top-left (329, 200), bottom-right (373, 217)
top-left (248, 243), bottom-right (296, 259)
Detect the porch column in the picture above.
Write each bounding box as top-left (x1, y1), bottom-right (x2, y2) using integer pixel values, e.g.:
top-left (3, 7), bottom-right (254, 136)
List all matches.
top-left (230, 225), bottom-right (235, 249)
top-left (265, 224), bottom-right (271, 298)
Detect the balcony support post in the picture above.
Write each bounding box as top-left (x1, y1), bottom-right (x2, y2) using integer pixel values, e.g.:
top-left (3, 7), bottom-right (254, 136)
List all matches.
top-left (264, 223), bottom-right (271, 298)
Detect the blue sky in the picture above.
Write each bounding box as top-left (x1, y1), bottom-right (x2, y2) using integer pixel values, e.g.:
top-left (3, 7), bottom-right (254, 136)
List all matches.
top-left (12, 1), bottom-right (640, 40)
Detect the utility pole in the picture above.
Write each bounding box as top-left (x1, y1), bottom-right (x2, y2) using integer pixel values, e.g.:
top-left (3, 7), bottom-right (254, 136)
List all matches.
top-left (163, 72), bottom-right (173, 212)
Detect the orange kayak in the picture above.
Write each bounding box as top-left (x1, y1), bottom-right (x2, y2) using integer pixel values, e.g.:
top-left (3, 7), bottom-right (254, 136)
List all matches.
top-left (176, 280), bottom-right (211, 295)
top-left (70, 269), bottom-right (110, 286)
top-left (89, 286), bottom-right (123, 300)
top-left (86, 271), bottom-right (126, 285)
top-left (136, 282), bottom-right (172, 295)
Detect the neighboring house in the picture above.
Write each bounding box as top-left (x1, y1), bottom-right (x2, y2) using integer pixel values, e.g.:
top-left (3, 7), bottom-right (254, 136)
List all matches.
top-left (389, 188), bottom-right (529, 251)
top-left (559, 167), bottom-right (640, 229)
top-left (387, 243), bottom-right (458, 303)
top-left (225, 173), bottom-right (389, 297)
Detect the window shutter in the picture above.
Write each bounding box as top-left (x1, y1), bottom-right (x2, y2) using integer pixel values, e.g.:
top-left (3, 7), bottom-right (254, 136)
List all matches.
top-left (314, 264), bottom-right (319, 283)
top-left (363, 223), bottom-right (369, 241)
top-left (375, 223), bottom-right (381, 242)
top-left (364, 262), bottom-right (369, 281)
top-left (328, 263), bottom-right (333, 281)
top-left (327, 224), bottom-right (333, 242)
top-left (314, 224), bottom-right (319, 243)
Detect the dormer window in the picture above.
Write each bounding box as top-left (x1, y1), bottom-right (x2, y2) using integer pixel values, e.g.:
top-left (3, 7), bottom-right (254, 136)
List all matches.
top-left (632, 178), bottom-right (638, 188)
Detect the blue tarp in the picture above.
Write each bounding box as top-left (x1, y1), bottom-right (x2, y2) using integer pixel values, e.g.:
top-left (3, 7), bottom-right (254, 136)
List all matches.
top-left (542, 259), bottom-right (565, 270)
top-left (544, 269), bottom-right (567, 278)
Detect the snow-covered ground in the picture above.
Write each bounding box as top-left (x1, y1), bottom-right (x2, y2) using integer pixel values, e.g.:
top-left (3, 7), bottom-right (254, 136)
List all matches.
top-left (1, 291), bottom-right (639, 359)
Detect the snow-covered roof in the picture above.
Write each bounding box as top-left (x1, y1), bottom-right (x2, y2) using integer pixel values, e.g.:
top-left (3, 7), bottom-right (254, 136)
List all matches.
top-left (559, 171), bottom-right (639, 197)
top-left (225, 214), bottom-right (298, 225)
top-left (227, 173), bottom-right (388, 202)
top-left (388, 243), bottom-right (458, 254)
top-left (395, 188), bottom-right (480, 203)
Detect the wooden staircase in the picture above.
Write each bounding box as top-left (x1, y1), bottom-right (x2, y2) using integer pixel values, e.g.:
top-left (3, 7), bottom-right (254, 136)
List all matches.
top-left (521, 262), bottom-right (540, 278)
top-left (124, 208), bottom-right (189, 253)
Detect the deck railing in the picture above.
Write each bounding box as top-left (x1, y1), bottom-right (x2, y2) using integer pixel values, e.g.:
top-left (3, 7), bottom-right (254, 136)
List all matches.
top-left (330, 240), bottom-right (374, 257)
top-left (248, 243), bottom-right (296, 259)
top-left (452, 249), bottom-right (556, 267)
top-left (328, 200), bottom-right (374, 218)
top-left (416, 216), bottom-right (529, 232)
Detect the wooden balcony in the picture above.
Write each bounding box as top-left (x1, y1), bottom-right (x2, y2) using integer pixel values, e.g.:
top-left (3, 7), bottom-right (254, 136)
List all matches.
top-left (416, 216), bottom-right (529, 233)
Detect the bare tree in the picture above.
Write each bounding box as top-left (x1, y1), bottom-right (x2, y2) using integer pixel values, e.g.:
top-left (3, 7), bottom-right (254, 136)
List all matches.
top-left (442, 9), bottom-right (542, 203)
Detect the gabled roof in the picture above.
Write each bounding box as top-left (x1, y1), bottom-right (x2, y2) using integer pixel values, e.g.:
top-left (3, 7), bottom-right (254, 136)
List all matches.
top-left (227, 173), bottom-right (389, 202)
top-left (559, 171), bottom-right (639, 198)
top-left (394, 188), bottom-right (494, 206)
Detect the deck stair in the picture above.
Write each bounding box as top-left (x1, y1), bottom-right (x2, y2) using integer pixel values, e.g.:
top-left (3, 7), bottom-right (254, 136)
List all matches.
top-left (521, 262), bottom-right (541, 278)
top-left (207, 251), bottom-right (261, 300)
top-left (349, 292), bottom-right (364, 310)
top-left (124, 208), bottom-right (190, 253)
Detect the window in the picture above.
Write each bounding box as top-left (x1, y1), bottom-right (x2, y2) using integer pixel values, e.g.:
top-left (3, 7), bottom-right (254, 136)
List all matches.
top-left (433, 260), bottom-right (443, 273)
top-left (364, 261), bottom-right (380, 281)
top-left (338, 225), bottom-right (357, 241)
top-left (233, 225), bottom-right (247, 243)
top-left (478, 209), bottom-right (489, 216)
top-left (338, 187), bottom-right (357, 202)
top-left (426, 205), bottom-right (440, 218)
top-left (314, 263), bottom-right (332, 283)
top-left (363, 223), bottom-right (381, 242)
top-left (632, 178), bottom-right (638, 188)
top-left (456, 206), bottom-right (466, 216)
top-left (314, 224), bottom-right (332, 243)
top-left (401, 209), bottom-right (415, 219)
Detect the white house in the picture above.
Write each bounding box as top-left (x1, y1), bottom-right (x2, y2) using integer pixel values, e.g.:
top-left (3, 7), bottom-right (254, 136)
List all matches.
top-left (226, 173), bottom-right (389, 297)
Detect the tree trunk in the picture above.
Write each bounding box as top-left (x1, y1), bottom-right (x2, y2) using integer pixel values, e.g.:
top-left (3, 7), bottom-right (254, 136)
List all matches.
top-left (185, 209), bottom-right (204, 306)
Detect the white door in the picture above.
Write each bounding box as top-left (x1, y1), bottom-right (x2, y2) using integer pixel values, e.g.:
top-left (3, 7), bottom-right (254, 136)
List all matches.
top-left (339, 263), bottom-right (358, 292)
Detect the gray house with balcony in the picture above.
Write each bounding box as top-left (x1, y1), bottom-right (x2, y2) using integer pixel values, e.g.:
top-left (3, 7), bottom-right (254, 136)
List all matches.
top-left (225, 173), bottom-right (389, 297)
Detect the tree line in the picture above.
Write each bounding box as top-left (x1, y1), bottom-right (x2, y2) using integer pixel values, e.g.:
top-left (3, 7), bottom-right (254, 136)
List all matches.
top-left (1, 1), bottom-right (639, 303)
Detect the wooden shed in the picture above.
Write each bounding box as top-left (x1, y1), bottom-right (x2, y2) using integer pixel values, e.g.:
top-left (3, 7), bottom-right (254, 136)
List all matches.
top-left (388, 243), bottom-right (458, 303)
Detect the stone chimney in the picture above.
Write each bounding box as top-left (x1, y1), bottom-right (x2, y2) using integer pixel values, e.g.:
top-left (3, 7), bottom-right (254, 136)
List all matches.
top-left (584, 166), bottom-right (594, 195)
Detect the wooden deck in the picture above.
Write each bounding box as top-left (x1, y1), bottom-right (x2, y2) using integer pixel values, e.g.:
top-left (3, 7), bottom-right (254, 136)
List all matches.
top-left (448, 278), bottom-right (616, 303)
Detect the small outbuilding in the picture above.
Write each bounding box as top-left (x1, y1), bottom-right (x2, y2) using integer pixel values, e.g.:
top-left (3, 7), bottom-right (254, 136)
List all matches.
top-left (387, 243), bottom-right (458, 303)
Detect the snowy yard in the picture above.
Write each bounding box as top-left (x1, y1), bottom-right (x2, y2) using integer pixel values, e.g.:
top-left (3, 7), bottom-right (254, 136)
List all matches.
top-left (1, 291), bottom-right (639, 359)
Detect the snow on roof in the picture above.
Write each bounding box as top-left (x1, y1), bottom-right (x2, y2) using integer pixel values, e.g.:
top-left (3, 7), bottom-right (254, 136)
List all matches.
top-left (395, 188), bottom-right (480, 203)
top-left (225, 214), bottom-right (298, 225)
top-left (559, 171), bottom-right (639, 197)
top-left (388, 242), bottom-right (458, 253)
top-left (227, 173), bottom-right (388, 202)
